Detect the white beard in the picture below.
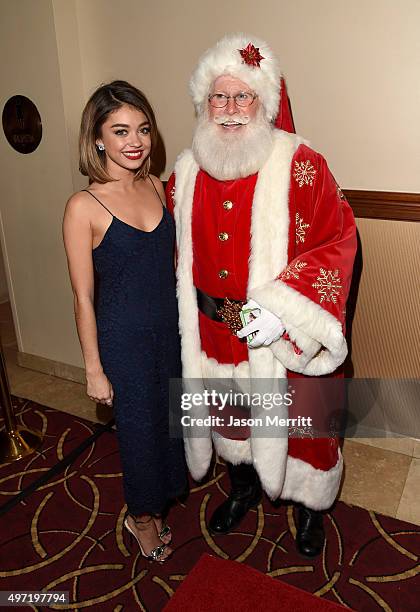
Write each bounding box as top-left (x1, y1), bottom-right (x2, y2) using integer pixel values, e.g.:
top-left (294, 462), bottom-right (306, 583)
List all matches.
top-left (192, 109), bottom-right (275, 180)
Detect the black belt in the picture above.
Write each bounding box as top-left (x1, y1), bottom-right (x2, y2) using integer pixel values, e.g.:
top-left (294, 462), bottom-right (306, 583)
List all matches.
top-left (196, 287), bottom-right (244, 333)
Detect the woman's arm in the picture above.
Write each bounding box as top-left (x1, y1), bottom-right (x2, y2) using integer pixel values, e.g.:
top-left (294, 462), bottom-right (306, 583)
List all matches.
top-left (63, 192), bottom-right (113, 405)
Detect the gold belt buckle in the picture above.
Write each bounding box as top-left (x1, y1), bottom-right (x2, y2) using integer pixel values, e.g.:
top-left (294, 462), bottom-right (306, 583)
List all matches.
top-left (216, 298), bottom-right (245, 334)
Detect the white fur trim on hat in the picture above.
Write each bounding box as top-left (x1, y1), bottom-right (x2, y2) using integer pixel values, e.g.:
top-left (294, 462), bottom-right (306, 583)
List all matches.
top-left (190, 33), bottom-right (282, 121)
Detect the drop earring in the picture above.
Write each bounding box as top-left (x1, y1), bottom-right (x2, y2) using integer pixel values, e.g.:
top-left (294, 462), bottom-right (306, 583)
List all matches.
top-left (97, 143), bottom-right (105, 151)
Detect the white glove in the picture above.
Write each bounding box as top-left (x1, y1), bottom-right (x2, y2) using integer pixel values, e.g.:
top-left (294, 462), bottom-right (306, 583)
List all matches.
top-left (237, 299), bottom-right (285, 348)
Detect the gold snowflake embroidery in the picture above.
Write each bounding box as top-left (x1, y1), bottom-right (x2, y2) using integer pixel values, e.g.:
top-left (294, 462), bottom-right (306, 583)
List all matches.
top-left (295, 213), bottom-right (310, 244)
top-left (293, 160), bottom-right (316, 187)
top-left (289, 425), bottom-right (314, 439)
top-left (170, 186), bottom-right (176, 201)
top-left (280, 260), bottom-right (308, 280)
top-left (312, 268), bottom-right (342, 304)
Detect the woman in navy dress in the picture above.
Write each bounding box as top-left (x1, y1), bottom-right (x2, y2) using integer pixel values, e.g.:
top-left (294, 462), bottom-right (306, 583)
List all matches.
top-left (63, 81), bottom-right (186, 562)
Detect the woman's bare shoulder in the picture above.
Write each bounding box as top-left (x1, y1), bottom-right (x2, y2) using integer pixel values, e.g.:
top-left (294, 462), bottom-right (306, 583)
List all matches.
top-left (148, 173), bottom-right (163, 188)
top-left (148, 174), bottom-right (166, 203)
top-left (65, 189), bottom-right (95, 219)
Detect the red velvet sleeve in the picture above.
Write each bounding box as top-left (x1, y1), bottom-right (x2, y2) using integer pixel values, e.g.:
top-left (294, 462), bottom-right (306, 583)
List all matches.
top-left (284, 146), bottom-right (356, 326)
top-left (250, 145), bottom-right (357, 376)
top-left (165, 172), bottom-right (176, 217)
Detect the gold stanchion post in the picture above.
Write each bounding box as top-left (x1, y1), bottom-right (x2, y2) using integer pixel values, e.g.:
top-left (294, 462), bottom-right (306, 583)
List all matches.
top-left (0, 343), bottom-right (42, 463)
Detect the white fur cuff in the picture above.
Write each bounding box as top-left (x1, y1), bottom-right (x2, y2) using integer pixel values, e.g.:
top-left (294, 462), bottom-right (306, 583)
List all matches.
top-left (249, 279), bottom-right (347, 375)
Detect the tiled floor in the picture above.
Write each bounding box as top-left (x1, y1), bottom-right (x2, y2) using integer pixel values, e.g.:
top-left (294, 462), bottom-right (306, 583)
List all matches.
top-left (1, 301), bottom-right (418, 525)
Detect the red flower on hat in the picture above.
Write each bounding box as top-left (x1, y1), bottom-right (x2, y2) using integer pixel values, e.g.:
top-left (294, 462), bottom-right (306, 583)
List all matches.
top-left (238, 43), bottom-right (265, 67)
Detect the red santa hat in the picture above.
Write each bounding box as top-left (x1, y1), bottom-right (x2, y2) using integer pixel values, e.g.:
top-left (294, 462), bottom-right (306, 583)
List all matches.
top-left (190, 32), bottom-right (295, 132)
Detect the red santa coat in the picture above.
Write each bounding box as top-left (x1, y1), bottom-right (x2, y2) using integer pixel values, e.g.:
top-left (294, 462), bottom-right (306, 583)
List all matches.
top-left (167, 130), bottom-right (357, 510)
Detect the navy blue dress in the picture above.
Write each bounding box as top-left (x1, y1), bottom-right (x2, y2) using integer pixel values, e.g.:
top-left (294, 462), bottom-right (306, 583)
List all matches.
top-left (86, 184), bottom-right (186, 515)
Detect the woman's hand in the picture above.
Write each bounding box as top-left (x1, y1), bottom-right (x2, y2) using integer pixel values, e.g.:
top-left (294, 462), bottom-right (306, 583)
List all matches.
top-left (86, 370), bottom-right (114, 406)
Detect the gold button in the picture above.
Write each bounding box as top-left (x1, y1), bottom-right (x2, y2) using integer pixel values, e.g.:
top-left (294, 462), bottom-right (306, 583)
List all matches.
top-left (218, 232), bottom-right (229, 241)
top-left (223, 200), bottom-right (233, 210)
top-left (218, 269), bottom-right (229, 279)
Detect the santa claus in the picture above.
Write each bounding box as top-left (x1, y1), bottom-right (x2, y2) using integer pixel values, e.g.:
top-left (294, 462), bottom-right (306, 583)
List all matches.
top-left (167, 33), bottom-right (356, 557)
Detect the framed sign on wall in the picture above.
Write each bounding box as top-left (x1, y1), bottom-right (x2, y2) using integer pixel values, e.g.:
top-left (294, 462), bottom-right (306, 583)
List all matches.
top-left (2, 95), bottom-right (42, 154)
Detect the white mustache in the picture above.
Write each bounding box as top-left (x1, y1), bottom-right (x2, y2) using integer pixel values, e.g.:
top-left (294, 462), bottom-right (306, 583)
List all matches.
top-left (193, 107), bottom-right (274, 181)
top-left (214, 115), bottom-right (250, 125)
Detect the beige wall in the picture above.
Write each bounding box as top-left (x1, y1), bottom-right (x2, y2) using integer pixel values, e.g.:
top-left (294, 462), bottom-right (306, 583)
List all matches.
top-left (75, 0), bottom-right (420, 190)
top-left (0, 247), bottom-right (9, 303)
top-left (351, 219), bottom-right (420, 377)
top-left (0, 0), bottom-right (82, 365)
top-left (0, 0), bottom-right (419, 373)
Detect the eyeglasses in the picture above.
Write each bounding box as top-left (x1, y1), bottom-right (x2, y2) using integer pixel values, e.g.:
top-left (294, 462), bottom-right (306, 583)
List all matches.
top-left (208, 92), bottom-right (258, 108)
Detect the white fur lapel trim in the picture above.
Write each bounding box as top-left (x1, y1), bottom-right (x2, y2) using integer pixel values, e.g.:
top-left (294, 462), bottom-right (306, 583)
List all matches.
top-left (173, 149), bottom-right (202, 379)
top-left (174, 150), bottom-right (213, 480)
top-left (246, 130), bottom-right (303, 379)
top-left (245, 131), bottom-right (301, 496)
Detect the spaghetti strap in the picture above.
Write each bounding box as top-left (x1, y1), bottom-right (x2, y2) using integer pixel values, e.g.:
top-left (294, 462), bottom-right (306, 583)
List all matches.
top-left (148, 176), bottom-right (165, 207)
top-left (82, 189), bottom-right (114, 217)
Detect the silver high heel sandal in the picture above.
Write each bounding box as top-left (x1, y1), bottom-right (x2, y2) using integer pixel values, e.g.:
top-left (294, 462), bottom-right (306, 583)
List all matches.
top-left (124, 515), bottom-right (171, 563)
top-left (154, 515), bottom-right (172, 544)
top-left (159, 524), bottom-right (172, 543)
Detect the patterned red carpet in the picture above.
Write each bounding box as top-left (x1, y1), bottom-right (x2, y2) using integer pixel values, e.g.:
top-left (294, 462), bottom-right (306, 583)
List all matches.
top-left (0, 398), bottom-right (419, 611)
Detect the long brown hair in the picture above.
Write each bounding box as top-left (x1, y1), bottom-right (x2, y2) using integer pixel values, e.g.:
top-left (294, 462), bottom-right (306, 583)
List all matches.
top-left (79, 80), bottom-right (158, 183)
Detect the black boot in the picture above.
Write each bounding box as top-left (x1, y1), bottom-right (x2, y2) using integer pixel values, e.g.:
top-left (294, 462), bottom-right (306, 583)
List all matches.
top-left (209, 462), bottom-right (262, 534)
top-left (296, 504), bottom-right (325, 558)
